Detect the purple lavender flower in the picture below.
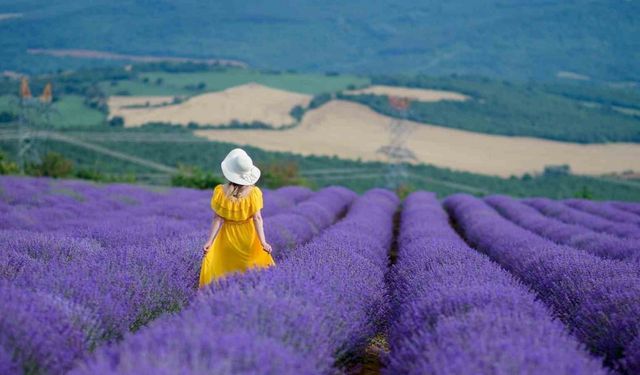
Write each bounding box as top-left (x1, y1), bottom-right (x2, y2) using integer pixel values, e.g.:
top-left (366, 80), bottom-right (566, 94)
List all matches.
top-left (0, 176), bottom-right (356, 373)
top-left (486, 195), bottom-right (640, 264)
top-left (0, 281), bottom-right (103, 374)
top-left (565, 199), bottom-right (640, 227)
top-left (386, 191), bottom-right (605, 375)
top-left (610, 202), bottom-right (640, 218)
top-left (70, 189), bottom-right (397, 375)
top-left (445, 193), bottom-right (640, 373)
top-left (525, 197), bottom-right (640, 240)
top-left (0, 345), bottom-right (18, 375)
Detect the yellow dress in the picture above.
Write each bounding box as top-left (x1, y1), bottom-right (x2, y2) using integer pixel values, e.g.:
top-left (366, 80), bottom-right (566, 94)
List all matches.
top-left (198, 185), bottom-right (275, 288)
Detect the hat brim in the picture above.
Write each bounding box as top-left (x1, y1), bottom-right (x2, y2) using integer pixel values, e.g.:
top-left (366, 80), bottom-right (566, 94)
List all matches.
top-left (221, 159), bottom-right (261, 186)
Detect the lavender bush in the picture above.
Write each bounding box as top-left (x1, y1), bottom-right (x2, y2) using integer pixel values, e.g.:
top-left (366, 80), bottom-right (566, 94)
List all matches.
top-left (0, 344), bottom-right (19, 375)
top-left (485, 195), bottom-right (640, 264)
top-left (69, 189), bottom-right (398, 375)
top-left (525, 197), bottom-right (640, 240)
top-left (0, 176), bottom-right (353, 374)
top-left (386, 192), bottom-right (605, 375)
top-left (564, 199), bottom-right (640, 227)
top-left (610, 202), bottom-right (640, 218)
top-left (4, 175), bottom-right (639, 374)
top-left (445, 194), bottom-right (640, 373)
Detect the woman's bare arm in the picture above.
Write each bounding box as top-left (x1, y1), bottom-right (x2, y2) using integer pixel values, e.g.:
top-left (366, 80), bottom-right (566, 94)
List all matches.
top-left (253, 210), bottom-right (272, 253)
top-left (202, 213), bottom-right (224, 254)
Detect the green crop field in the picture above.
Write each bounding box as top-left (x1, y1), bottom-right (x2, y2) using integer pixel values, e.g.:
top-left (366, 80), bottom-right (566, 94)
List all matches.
top-left (138, 70), bottom-right (369, 95)
top-left (49, 95), bottom-right (105, 128)
top-left (1, 126), bottom-right (639, 201)
top-left (0, 94), bottom-right (105, 128)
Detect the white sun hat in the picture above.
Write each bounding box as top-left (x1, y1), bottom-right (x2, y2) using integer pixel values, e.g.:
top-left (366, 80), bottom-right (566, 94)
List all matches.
top-left (220, 148), bottom-right (261, 186)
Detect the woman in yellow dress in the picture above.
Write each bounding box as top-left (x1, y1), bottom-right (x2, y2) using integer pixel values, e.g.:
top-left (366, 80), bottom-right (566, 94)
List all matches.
top-left (199, 148), bottom-right (275, 288)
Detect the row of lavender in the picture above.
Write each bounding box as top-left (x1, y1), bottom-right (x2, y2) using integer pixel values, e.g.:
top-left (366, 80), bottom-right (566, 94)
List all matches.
top-left (69, 189), bottom-right (398, 374)
top-left (386, 192), bottom-right (605, 374)
top-left (524, 197), bottom-right (640, 240)
top-left (3, 175), bottom-right (639, 374)
top-left (564, 199), bottom-right (640, 227)
top-left (484, 196), bottom-right (640, 265)
top-left (0, 176), bottom-right (356, 374)
top-left (445, 194), bottom-right (640, 373)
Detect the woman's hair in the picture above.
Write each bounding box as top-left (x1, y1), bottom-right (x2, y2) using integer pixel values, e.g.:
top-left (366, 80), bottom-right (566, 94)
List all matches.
top-left (227, 181), bottom-right (250, 198)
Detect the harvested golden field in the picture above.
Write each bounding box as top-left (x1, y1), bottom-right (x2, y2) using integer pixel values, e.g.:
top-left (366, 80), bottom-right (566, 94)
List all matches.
top-left (195, 100), bottom-right (640, 177)
top-left (343, 85), bottom-right (469, 101)
top-left (108, 83), bottom-right (312, 128)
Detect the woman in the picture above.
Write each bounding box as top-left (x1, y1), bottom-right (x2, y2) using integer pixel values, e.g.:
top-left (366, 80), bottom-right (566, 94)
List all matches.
top-left (198, 148), bottom-right (274, 288)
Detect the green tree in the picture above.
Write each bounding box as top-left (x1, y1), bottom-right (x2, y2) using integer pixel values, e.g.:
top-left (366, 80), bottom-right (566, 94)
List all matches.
top-left (0, 152), bottom-right (18, 174)
top-left (109, 116), bottom-right (125, 127)
top-left (574, 186), bottom-right (594, 200)
top-left (262, 161), bottom-right (312, 189)
top-left (26, 152), bottom-right (73, 178)
top-left (289, 105), bottom-right (304, 121)
top-left (309, 93), bottom-right (331, 109)
top-left (0, 111), bottom-right (17, 123)
top-left (171, 165), bottom-right (224, 190)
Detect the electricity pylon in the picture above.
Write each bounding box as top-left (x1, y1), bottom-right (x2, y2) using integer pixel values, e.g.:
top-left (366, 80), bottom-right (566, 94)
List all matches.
top-left (17, 77), bottom-right (54, 172)
top-left (376, 96), bottom-right (416, 190)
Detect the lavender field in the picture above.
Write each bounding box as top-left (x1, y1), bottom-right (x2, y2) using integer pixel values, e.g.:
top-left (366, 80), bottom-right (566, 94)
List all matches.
top-left (1, 176), bottom-right (640, 374)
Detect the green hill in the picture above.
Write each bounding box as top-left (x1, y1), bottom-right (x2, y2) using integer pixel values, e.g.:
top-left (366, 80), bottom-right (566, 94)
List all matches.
top-left (1, 1), bottom-right (639, 82)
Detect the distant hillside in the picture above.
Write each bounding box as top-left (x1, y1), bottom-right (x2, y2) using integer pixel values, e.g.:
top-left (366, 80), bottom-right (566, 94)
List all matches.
top-left (1, 0), bottom-right (639, 82)
top-left (1, 65), bottom-right (638, 144)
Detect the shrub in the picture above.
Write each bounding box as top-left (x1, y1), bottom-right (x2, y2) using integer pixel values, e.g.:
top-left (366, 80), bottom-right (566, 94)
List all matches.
top-left (26, 152), bottom-right (74, 178)
top-left (0, 111), bottom-right (17, 123)
top-left (108, 116), bottom-right (124, 127)
top-left (262, 161), bottom-right (312, 189)
top-left (0, 152), bottom-right (18, 174)
top-left (170, 165), bottom-right (224, 190)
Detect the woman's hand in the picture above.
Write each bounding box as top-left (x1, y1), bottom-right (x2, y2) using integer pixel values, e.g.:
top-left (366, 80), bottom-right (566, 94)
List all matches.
top-left (262, 242), bottom-right (273, 254)
top-left (202, 242), bottom-right (212, 256)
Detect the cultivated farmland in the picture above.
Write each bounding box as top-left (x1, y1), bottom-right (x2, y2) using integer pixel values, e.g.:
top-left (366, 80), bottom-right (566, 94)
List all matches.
top-left (195, 100), bottom-right (640, 177)
top-left (2, 176), bottom-right (640, 374)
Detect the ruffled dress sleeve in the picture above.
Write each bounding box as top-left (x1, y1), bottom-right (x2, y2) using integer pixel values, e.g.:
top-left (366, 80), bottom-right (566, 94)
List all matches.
top-left (210, 185), bottom-right (263, 221)
top-left (251, 186), bottom-right (264, 214)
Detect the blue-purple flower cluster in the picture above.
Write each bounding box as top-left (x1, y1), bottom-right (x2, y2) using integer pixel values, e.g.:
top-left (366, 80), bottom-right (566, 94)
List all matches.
top-left (610, 201), bottom-right (640, 218)
top-left (386, 192), bottom-right (605, 375)
top-left (0, 176), bottom-right (352, 374)
top-left (70, 189), bottom-right (398, 375)
top-left (444, 194), bottom-right (640, 373)
top-left (260, 186), bottom-right (313, 217)
top-left (565, 198), bottom-right (640, 227)
top-left (266, 186), bottom-right (357, 260)
top-left (4, 175), bottom-right (640, 374)
top-left (485, 195), bottom-right (640, 264)
top-left (525, 197), bottom-right (640, 240)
